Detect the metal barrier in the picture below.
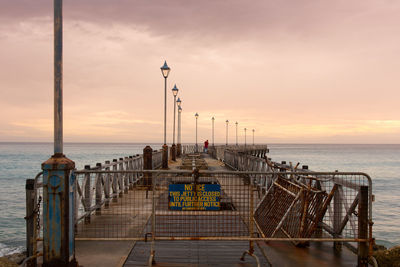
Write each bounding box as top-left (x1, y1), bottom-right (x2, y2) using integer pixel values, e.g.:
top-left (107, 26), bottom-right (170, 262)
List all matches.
top-left (28, 169), bottom-right (373, 266)
top-left (181, 144), bottom-right (206, 154)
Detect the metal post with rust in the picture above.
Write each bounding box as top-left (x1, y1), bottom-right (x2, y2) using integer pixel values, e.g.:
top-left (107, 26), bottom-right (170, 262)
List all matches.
top-left (41, 0), bottom-right (77, 266)
top-left (143, 146), bottom-right (153, 186)
top-left (358, 186), bottom-right (369, 267)
top-left (333, 184), bottom-right (343, 251)
top-left (25, 179), bottom-right (35, 266)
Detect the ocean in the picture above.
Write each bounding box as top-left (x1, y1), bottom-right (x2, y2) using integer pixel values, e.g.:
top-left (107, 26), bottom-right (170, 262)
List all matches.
top-left (0, 142), bottom-right (399, 256)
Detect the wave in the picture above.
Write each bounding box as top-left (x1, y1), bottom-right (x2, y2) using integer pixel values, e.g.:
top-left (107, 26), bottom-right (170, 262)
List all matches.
top-left (0, 242), bottom-right (24, 257)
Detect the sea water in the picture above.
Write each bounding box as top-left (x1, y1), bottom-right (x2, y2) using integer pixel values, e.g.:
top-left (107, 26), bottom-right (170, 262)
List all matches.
top-left (0, 142), bottom-right (399, 256)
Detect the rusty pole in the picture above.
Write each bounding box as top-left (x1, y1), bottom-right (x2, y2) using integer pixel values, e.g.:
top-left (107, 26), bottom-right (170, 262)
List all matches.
top-left (41, 1), bottom-right (76, 265)
top-left (143, 146), bottom-right (153, 187)
top-left (358, 186), bottom-right (369, 267)
top-left (54, 0), bottom-right (63, 156)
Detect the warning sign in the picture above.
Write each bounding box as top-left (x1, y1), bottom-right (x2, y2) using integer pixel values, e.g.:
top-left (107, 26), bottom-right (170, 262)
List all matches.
top-left (168, 183), bottom-right (221, 211)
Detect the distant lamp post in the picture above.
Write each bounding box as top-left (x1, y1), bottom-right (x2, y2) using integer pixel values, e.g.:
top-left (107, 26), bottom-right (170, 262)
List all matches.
top-left (235, 122), bottom-right (238, 146)
top-left (195, 113), bottom-right (199, 152)
top-left (211, 117), bottom-right (215, 147)
top-left (225, 120), bottom-right (229, 146)
top-left (171, 84), bottom-right (179, 161)
top-left (160, 60), bottom-right (170, 168)
top-left (176, 98), bottom-right (182, 157)
top-left (252, 129), bottom-right (255, 146)
top-left (244, 128), bottom-right (247, 147)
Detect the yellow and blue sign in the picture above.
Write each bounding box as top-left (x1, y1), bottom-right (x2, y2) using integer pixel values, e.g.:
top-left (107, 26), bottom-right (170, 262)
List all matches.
top-left (169, 183), bottom-right (221, 211)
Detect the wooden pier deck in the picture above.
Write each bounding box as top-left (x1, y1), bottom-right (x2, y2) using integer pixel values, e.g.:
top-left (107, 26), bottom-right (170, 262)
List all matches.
top-left (74, 154), bottom-right (364, 267)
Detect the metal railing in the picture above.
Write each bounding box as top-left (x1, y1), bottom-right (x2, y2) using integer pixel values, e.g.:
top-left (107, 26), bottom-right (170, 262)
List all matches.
top-left (27, 168), bottom-right (373, 266)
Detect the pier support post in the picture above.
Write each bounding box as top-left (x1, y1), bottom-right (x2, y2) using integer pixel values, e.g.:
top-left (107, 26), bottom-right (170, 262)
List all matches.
top-left (25, 179), bottom-right (35, 266)
top-left (162, 144), bottom-right (168, 169)
top-left (177, 143), bottom-right (181, 157)
top-left (358, 186), bottom-right (369, 267)
top-left (171, 144), bottom-right (176, 161)
top-left (333, 184), bottom-right (343, 252)
top-left (42, 154), bottom-right (76, 267)
top-left (143, 146), bottom-right (153, 186)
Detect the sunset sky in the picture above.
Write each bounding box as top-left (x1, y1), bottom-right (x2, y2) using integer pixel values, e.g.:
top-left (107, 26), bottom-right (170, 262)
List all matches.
top-left (0, 0), bottom-right (399, 144)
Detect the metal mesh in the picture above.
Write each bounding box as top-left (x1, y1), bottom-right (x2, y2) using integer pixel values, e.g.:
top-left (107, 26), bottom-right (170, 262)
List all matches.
top-left (254, 172), bottom-right (370, 242)
top-left (31, 170), bottom-right (371, 243)
top-left (74, 171), bottom-right (151, 239)
top-left (153, 173), bottom-right (252, 238)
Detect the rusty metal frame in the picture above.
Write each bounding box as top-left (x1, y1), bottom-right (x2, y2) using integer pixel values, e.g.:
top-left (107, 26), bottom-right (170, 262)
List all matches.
top-left (30, 169), bottom-right (374, 266)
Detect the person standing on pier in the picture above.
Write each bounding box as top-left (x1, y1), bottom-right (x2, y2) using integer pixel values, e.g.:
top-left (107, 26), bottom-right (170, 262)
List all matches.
top-left (204, 140), bottom-right (209, 153)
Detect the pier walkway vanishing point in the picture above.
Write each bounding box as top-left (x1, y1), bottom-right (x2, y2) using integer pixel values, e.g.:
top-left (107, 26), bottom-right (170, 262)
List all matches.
top-left (26, 145), bottom-right (374, 267)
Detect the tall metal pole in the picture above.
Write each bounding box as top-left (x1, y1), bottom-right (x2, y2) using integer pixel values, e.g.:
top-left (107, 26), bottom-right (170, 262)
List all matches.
top-left (41, 1), bottom-right (76, 265)
top-left (235, 122), bottom-right (238, 146)
top-left (173, 95), bottom-right (176, 145)
top-left (54, 0), bottom-right (63, 155)
top-left (164, 77), bottom-right (167, 145)
top-left (195, 115), bottom-right (198, 152)
top-left (225, 120), bottom-right (229, 146)
top-left (212, 117), bottom-right (215, 146)
top-left (171, 93), bottom-right (177, 161)
top-left (244, 128), bottom-right (247, 147)
top-left (252, 129), bottom-right (255, 145)
top-left (178, 108), bottom-right (181, 144)
top-left (160, 61), bottom-right (170, 169)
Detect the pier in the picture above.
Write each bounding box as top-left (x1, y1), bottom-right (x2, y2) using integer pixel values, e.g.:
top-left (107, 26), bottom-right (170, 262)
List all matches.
top-left (26, 144), bottom-right (374, 266)
top-left (21, 2), bottom-right (375, 266)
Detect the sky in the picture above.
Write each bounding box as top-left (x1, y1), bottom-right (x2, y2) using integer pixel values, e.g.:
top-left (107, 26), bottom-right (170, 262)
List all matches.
top-left (0, 0), bottom-right (399, 144)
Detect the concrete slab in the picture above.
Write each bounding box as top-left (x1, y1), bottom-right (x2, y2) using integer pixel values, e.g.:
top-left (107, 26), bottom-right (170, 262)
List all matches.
top-left (76, 240), bottom-right (135, 267)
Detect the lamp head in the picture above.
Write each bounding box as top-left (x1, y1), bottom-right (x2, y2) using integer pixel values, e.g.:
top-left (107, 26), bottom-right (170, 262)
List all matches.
top-left (195, 113), bottom-right (199, 118)
top-left (172, 84), bottom-right (179, 96)
top-left (160, 60), bottom-right (170, 78)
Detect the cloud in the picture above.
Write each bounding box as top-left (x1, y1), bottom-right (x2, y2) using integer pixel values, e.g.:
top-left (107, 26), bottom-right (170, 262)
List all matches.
top-left (0, 1), bottom-right (400, 143)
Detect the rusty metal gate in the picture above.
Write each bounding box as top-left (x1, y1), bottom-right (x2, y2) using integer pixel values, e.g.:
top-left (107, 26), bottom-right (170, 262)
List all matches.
top-left (29, 169), bottom-right (374, 266)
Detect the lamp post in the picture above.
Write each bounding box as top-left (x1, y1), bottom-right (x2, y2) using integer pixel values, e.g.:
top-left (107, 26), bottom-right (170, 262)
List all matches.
top-left (195, 113), bottom-right (199, 152)
top-left (160, 61), bottom-right (170, 169)
top-left (176, 98), bottom-right (182, 157)
top-left (225, 120), bottom-right (229, 146)
top-left (235, 121), bottom-right (238, 146)
top-left (211, 117), bottom-right (215, 147)
top-left (244, 128), bottom-right (247, 147)
top-left (41, 1), bottom-right (77, 265)
top-left (171, 84), bottom-right (178, 161)
top-left (252, 129), bottom-right (255, 146)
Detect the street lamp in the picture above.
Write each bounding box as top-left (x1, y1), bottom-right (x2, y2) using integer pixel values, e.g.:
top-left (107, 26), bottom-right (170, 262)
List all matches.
top-left (225, 120), bottom-right (229, 146)
top-left (177, 106), bottom-right (182, 157)
top-left (160, 61), bottom-right (170, 169)
top-left (171, 84), bottom-right (179, 161)
top-left (252, 129), bottom-right (255, 146)
top-left (176, 98), bottom-right (182, 157)
top-left (244, 128), bottom-right (247, 147)
top-left (195, 113), bottom-right (199, 152)
top-left (211, 117), bottom-right (215, 147)
top-left (235, 122), bottom-right (238, 146)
